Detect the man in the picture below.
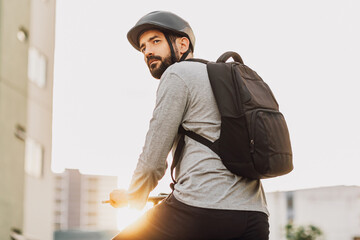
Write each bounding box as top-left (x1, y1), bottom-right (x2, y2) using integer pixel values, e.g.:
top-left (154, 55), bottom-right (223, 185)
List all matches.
top-left (110, 11), bottom-right (269, 240)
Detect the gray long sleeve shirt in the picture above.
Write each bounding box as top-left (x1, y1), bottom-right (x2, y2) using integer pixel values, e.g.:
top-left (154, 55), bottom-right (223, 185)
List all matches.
top-left (127, 61), bottom-right (268, 215)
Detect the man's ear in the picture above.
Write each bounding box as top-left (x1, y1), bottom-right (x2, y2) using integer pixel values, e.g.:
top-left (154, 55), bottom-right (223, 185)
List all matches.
top-left (177, 37), bottom-right (190, 54)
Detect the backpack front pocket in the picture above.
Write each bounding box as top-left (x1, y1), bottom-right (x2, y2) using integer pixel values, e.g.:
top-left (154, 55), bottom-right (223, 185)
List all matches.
top-left (249, 109), bottom-right (293, 178)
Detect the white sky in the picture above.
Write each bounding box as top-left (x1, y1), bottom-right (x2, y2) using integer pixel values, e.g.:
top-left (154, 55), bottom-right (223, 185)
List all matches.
top-left (52, 0), bottom-right (360, 194)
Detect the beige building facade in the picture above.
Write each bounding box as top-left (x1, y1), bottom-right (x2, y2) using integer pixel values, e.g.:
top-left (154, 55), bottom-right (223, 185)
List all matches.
top-left (0, 0), bottom-right (29, 238)
top-left (0, 0), bottom-right (56, 239)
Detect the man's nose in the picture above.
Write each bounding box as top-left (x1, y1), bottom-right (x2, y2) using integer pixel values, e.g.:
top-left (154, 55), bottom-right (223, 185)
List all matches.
top-left (144, 46), bottom-right (153, 58)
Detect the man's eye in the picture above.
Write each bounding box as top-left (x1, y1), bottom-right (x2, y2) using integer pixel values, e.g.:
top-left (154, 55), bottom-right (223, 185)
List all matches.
top-left (141, 47), bottom-right (146, 53)
top-left (154, 40), bottom-right (160, 44)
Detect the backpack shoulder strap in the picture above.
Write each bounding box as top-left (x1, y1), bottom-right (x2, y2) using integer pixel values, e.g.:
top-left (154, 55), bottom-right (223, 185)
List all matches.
top-left (170, 128), bottom-right (185, 190)
top-left (181, 126), bottom-right (219, 153)
top-left (170, 126), bottom-right (219, 190)
top-left (185, 52), bottom-right (243, 64)
top-left (185, 58), bottom-right (209, 64)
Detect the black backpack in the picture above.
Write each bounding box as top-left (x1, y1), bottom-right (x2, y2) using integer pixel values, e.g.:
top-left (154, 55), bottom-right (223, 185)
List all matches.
top-left (170, 51), bottom-right (293, 187)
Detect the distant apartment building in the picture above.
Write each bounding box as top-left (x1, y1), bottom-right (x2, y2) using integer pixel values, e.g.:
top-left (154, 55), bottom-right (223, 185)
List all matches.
top-left (267, 185), bottom-right (360, 240)
top-left (54, 169), bottom-right (118, 231)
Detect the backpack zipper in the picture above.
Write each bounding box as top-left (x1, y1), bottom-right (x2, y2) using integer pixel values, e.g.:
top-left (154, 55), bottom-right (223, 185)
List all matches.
top-left (250, 108), bottom-right (280, 153)
top-left (231, 63), bottom-right (243, 115)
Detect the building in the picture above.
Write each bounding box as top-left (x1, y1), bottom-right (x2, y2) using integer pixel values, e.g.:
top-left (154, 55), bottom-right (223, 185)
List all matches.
top-left (53, 230), bottom-right (118, 240)
top-left (54, 169), bottom-right (118, 231)
top-left (267, 185), bottom-right (360, 240)
top-left (1, 3), bottom-right (117, 239)
top-left (0, 0), bottom-right (56, 239)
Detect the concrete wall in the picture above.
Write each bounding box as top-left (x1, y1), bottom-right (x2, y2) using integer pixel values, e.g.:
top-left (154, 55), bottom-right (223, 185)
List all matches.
top-left (0, 0), bottom-right (56, 239)
top-left (294, 186), bottom-right (360, 240)
top-left (22, 0), bottom-right (57, 239)
top-left (0, 0), bottom-right (30, 238)
top-left (267, 186), bottom-right (360, 240)
top-left (267, 191), bottom-right (288, 240)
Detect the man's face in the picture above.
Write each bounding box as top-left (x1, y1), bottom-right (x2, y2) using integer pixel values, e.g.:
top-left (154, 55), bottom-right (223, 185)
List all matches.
top-left (139, 30), bottom-right (177, 79)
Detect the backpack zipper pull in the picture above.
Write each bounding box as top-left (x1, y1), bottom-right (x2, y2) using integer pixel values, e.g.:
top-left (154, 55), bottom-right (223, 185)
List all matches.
top-left (250, 139), bottom-right (255, 153)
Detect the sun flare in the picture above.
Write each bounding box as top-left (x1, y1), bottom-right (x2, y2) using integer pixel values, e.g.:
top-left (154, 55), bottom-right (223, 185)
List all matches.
top-left (116, 202), bottom-right (154, 231)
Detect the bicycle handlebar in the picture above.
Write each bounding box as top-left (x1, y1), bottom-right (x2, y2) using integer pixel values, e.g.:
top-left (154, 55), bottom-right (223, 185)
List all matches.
top-left (102, 193), bottom-right (169, 206)
top-left (148, 193), bottom-right (168, 205)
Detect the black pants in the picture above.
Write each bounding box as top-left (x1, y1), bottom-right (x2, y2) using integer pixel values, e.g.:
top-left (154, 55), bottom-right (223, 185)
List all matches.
top-left (112, 194), bottom-right (269, 240)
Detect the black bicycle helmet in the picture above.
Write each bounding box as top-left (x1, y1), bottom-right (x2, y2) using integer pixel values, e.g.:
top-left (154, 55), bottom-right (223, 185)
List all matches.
top-left (127, 11), bottom-right (195, 53)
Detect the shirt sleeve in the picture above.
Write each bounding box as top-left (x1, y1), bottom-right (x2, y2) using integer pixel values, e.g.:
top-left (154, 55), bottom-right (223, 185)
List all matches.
top-left (126, 71), bottom-right (189, 209)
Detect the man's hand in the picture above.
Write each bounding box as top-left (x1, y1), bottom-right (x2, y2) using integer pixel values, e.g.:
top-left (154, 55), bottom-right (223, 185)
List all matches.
top-left (108, 189), bottom-right (128, 208)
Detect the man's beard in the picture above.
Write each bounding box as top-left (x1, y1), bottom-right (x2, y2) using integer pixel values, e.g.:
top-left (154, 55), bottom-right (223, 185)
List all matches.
top-left (147, 52), bottom-right (178, 79)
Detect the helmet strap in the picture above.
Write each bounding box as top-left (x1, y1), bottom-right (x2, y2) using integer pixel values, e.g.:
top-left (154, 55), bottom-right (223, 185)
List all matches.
top-left (165, 34), bottom-right (191, 63)
top-left (179, 48), bottom-right (191, 61)
top-left (165, 35), bottom-right (178, 64)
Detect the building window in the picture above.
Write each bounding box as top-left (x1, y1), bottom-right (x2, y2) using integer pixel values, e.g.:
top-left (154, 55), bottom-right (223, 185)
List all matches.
top-left (54, 223), bottom-right (61, 230)
top-left (24, 137), bottom-right (44, 178)
top-left (286, 191), bottom-right (294, 222)
top-left (28, 46), bottom-right (47, 88)
top-left (87, 212), bottom-right (97, 217)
